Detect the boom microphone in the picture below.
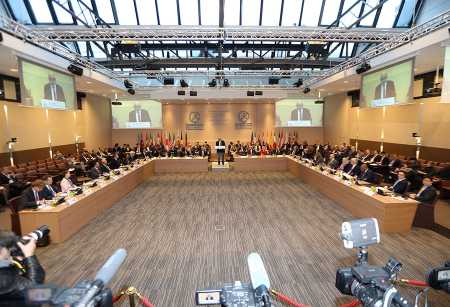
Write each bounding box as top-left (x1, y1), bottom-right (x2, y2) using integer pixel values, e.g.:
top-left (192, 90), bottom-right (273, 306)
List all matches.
top-left (248, 252), bottom-right (272, 306)
top-left (95, 248), bottom-right (128, 285)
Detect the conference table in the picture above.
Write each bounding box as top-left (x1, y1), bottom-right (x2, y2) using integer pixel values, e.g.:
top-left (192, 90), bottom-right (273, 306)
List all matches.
top-left (232, 155), bottom-right (418, 233)
top-left (19, 157), bottom-right (208, 243)
top-left (285, 156), bottom-right (419, 233)
top-left (19, 155), bottom-right (417, 243)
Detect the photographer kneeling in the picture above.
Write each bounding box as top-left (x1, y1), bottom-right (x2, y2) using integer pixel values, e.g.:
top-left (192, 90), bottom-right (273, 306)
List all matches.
top-left (0, 230), bottom-right (45, 305)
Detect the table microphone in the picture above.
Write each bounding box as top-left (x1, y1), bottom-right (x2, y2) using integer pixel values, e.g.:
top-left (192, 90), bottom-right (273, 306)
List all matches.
top-left (248, 252), bottom-right (272, 306)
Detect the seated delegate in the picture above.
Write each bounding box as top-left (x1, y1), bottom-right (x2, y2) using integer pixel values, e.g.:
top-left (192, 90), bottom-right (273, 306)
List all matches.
top-left (20, 180), bottom-right (45, 210)
top-left (60, 170), bottom-right (77, 193)
top-left (388, 171), bottom-right (409, 195)
top-left (409, 177), bottom-right (438, 205)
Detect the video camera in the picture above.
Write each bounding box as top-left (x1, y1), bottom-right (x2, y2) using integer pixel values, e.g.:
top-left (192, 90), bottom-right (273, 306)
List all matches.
top-left (24, 249), bottom-right (127, 307)
top-left (10, 225), bottom-right (50, 257)
top-left (335, 218), bottom-right (412, 307)
top-left (426, 261), bottom-right (450, 294)
top-left (195, 253), bottom-right (272, 306)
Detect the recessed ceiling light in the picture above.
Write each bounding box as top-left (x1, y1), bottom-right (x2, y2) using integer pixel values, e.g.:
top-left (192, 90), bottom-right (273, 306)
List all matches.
top-left (343, 80), bottom-right (349, 84)
top-left (86, 81), bottom-right (92, 84)
top-left (10, 68), bottom-right (18, 72)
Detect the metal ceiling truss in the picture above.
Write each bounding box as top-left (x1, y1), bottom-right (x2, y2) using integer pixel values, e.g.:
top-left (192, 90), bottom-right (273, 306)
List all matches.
top-left (98, 58), bottom-right (343, 70)
top-left (29, 25), bottom-right (406, 43)
top-left (121, 69), bottom-right (323, 78)
top-left (305, 9), bottom-right (450, 88)
top-left (0, 14), bottom-right (124, 82)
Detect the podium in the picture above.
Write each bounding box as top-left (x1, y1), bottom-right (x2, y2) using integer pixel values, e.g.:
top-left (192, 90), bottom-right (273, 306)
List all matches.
top-left (215, 145), bottom-right (225, 151)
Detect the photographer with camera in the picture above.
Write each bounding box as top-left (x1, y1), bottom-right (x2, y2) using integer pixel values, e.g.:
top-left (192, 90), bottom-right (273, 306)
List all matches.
top-left (0, 229), bottom-right (46, 306)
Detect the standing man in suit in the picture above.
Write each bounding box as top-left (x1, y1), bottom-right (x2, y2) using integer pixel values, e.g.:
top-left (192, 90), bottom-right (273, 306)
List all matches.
top-left (389, 171), bottom-right (409, 194)
top-left (40, 176), bottom-right (58, 200)
top-left (290, 102), bottom-right (312, 124)
top-left (20, 180), bottom-right (45, 210)
top-left (374, 73), bottom-right (396, 102)
top-left (43, 75), bottom-right (66, 102)
top-left (410, 177), bottom-right (438, 204)
top-left (216, 138), bottom-right (226, 165)
top-left (128, 103), bottom-right (151, 123)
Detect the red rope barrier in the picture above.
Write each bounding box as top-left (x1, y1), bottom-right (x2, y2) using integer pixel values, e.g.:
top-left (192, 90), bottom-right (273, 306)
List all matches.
top-left (270, 289), bottom-right (312, 307)
top-left (138, 295), bottom-right (155, 307)
top-left (338, 300), bottom-right (360, 307)
top-left (112, 294), bottom-right (124, 303)
top-left (399, 279), bottom-right (428, 287)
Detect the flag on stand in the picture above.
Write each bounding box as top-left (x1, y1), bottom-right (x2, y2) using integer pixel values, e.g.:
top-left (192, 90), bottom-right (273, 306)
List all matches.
top-left (184, 131), bottom-right (188, 146)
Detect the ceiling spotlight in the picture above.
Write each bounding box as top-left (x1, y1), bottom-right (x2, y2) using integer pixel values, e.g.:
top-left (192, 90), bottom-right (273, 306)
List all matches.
top-left (356, 62), bottom-right (371, 74)
top-left (208, 79), bottom-right (217, 87)
top-left (232, 50), bottom-right (237, 58)
top-left (223, 79), bottom-right (230, 87)
top-left (293, 79), bottom-right (303, 87)
top-left (271, 51), bottom-right (276, 58)
top-left (124, 79), bottom-right (133, 89)
top-left (303, 87), bottom-right (310, 94)
top-left (180, 79), bottom-right (189, 87)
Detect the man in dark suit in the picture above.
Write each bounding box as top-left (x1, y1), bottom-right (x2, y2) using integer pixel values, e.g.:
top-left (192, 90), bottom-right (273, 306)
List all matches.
top-left (128, 104), bottom-right (151, 123)
top-left (290, 103), bottom-right (312, 122)
top-left (347, 158), bottom-right (361, 177)
top-left (216, 138), bottom-right (226, 165)
top-left (43, 75), bottom-right (66, 102)
top-left (99, 158), bottom-right (111, 173)
top-left (357, 163), bottom-right (377, 184)
top-left (389, 171), bottom-right (409, 194)
top-left (40, 176), bottom-right (58, 200)
top-left (410, 177), bottom-right (438, 204)
top-left (20, 180), bottom-right (45, 210)
top-left (339, 157), bottom-right (352, 173)
top-left (374, 73), bottom-right (396, 102)
top-left (88, 162), bottom-right (102, 179)
top-left (388, 154), bottom-right (402, 169)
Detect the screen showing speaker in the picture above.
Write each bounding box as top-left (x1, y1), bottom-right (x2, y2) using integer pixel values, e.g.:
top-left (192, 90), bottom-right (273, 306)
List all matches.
top-left (112, 100), bottom-right (162, 129)
top-left (360, 59), bottom-right (414, 108)
top-left (19, 58), bottom-right (76, 110)
top-left (275, 99), bottom-right (323, 127)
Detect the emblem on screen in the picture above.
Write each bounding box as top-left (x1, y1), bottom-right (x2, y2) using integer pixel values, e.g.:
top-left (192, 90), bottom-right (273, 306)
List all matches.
top-left (189, 112), bottom-right (201, 124)
top-left (238, 111), bottom-right (250, 123)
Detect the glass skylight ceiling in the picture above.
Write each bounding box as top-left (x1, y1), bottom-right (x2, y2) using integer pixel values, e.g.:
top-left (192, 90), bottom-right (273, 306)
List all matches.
top-left (3, 0), bottom-right (418, 71)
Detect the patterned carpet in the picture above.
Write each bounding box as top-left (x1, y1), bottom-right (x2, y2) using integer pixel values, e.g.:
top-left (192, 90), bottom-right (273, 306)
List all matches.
top-left (37, 172), bottom-right (450, 307)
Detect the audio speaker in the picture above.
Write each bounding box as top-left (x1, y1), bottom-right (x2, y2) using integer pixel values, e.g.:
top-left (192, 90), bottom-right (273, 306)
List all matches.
top-left (347, 90), bottom-right (360, 107)
top-left (190, 91), bottom-right (197, 96)
top-left (67, 64), bottom-right (83, 76)
top-left (247, 91), bottom-right (255, 96)
top-left (268, 78), bottom-right (279, 85)
top-left (255, 91), bottom-right (263, 96)
top-left (164, 78), bottom-right (174, 85)
top-left (314, 100), bottom-right (324, 104)
top-left (128, 89), bottom-right (135, 95)
top-left (178, 90), bottom-right (186, 96)
top-left (303, 87), bottom-right (310, 94)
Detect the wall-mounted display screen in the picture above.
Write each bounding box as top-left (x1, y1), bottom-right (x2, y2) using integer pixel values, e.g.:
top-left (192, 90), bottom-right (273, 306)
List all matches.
top-left (275, 99), bottom-right (323, 127)
top-left (112, 100), bottom-right (162, 129)
top-left (360, 59), bottom-right (414, 108)
top-left (19, 58), bottom-right (76, 110)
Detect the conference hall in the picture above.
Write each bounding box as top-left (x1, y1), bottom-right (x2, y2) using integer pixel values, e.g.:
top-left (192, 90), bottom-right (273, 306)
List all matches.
top-left (0, 0), bottom-right (449, 306)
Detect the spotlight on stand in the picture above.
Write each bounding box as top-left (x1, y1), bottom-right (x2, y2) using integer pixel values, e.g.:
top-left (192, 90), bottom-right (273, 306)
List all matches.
top-left (356, 62), bottom-right (371, 74)
top-left (180, 79), bottom-right (189, 87)
top-left (223, 79), bottom-right (230, 87)
top-left (293, 79), bottom-right (303, 87)
top-left (303, 87), bottom-right (310, 94)
top-left (128, 89), bottom-right (135, 95)
top-left (208, 79), bottom-right (217, 87)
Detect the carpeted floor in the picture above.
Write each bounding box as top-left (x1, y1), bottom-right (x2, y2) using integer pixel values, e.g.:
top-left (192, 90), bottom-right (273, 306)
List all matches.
top-left (37, 172), bottom-right (450, 307)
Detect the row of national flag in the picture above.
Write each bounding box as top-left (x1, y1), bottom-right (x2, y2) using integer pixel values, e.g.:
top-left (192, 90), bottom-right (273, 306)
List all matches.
top-left (250, 130), bottom-right (299, 148)
top-left (136, 131), bottom-right (188, 148)
top-left (135, 129), bottom-right (299, 149)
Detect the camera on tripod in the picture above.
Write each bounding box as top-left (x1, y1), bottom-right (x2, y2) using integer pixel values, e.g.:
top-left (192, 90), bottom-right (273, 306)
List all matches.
top-left (426, 261), bottom-right (450, 294)
top-left (195, 253), bottom-right (272, 307)
top-left (335, 218), bottom-right (411, 307)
